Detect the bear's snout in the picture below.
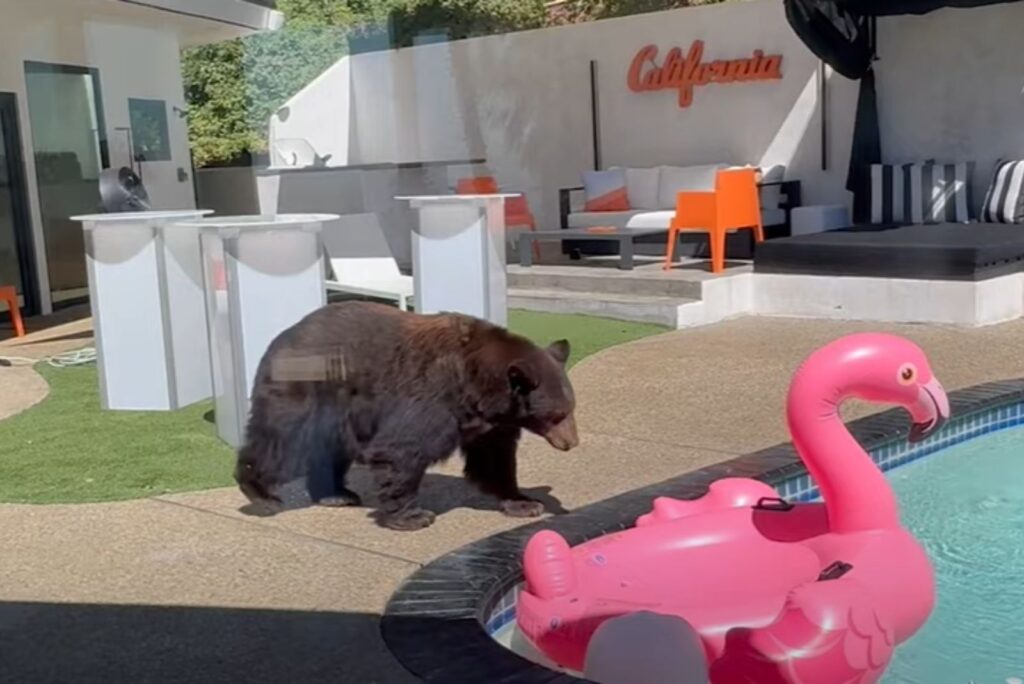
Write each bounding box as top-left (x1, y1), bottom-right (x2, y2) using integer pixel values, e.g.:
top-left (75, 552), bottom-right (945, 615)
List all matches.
top-left (544, 414), bottom-right (580, 451)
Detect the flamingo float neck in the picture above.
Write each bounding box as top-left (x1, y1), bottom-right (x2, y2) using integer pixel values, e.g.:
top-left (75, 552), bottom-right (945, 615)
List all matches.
top-left (786, 354), bottom-right (900, 535)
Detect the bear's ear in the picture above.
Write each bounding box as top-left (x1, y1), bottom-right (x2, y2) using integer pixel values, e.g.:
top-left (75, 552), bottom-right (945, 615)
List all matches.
top-left (508, 361), bottom-right (539, 395)
top-left (547, 339), bottom-right (571, 366)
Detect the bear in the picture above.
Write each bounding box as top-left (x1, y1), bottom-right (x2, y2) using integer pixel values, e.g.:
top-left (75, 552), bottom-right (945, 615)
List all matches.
top-left (235, 301), bottom-right (579, 531)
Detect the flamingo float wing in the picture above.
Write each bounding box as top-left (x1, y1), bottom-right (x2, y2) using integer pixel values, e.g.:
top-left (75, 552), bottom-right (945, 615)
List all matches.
top-left (710, 578), bottom-right (895, 684)
top-left (636, 478), bottom-right (779, 527)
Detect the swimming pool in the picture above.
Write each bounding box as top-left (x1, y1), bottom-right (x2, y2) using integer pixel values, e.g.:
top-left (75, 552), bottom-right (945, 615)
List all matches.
top-left (487, 423), bottom-right (1024, 682)
top-left (884, 425), bottom-right (1024, 683)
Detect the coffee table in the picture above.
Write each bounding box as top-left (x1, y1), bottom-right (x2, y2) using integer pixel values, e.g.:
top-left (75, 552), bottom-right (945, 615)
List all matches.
top-left (519, 227), bottom-right (667, 270)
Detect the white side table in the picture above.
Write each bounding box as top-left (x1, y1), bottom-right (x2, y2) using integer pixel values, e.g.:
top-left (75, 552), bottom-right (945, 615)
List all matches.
top-left (791, 204), bottom-right (851, 236)
top-left (397, 194), bottom-right (514, 326)
top-left (179, 214), bottom-right (337, 448)
top-left (71, 209), bottom-right (213, 411)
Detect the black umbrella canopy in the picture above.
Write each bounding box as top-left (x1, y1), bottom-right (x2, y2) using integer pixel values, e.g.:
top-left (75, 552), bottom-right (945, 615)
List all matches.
top-left (836, 0), bottom-right (1023, 15)
top-left (785, 0), bottom-right (1024, 77)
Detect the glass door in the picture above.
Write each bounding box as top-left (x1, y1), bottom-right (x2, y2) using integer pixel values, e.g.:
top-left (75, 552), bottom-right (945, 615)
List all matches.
top-left (0, 92), bottom-right (38, 315)
top-left (24, 61), bottom-right (109, 308)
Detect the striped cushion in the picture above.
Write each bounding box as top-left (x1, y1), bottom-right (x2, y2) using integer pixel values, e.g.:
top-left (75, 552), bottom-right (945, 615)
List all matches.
top-left (581, 168), bottom-right (630, 212)
top-left (980, 160), bottom-right (1024, 223)
top-left (871, 162), bottom-right (973, 225)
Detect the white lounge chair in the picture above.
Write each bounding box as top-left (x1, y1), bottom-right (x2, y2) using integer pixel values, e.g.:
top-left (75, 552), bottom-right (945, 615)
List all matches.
top-left (322, 214), bottom-right (414, 310)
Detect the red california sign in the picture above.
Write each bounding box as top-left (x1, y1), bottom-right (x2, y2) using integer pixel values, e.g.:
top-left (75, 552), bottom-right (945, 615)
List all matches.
top-left (627, 40), bottom-right (783, 108)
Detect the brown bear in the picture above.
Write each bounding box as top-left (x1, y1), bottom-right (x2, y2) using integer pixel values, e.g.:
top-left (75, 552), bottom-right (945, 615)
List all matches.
top-left (235, 301), bottom-right (579, 531)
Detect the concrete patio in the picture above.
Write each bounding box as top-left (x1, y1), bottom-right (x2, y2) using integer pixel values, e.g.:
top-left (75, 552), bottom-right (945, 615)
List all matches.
top-left (2, 313), bottom-right (1023, 682)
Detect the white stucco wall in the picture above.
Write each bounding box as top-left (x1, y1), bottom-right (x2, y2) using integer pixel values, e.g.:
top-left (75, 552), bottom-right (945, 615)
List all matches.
top-left (874, 3), bottom-right (1024, 210)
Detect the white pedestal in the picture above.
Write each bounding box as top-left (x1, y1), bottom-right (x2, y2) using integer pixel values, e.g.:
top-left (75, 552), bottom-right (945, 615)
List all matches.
top-left (182, 214), bottom-right (335, 448)
top-left (71, 209), bottom-right (213, 411)
top-left (791, 204), bottom-right (851, 236)
top-left (398, 194), bottom-right (512, 326)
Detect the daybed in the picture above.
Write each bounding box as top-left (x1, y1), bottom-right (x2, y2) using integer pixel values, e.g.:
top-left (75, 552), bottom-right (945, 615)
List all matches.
top-left (755, 159), bottom-right (1024, 281)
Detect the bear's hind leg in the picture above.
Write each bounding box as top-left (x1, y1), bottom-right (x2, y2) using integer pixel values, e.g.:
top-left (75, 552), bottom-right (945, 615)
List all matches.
top-left (366, 403), bottom-right (460, 531)
top-left (462, 426), bottom-right (544, 519)
top-left (313, 448), bottom-right (362, 508)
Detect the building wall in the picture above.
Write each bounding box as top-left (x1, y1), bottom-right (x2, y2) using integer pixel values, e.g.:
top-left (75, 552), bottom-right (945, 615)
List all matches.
top-left (0, 0), bottom-right (257, 312)
top-left (269, 0), bottom-right (856, 237)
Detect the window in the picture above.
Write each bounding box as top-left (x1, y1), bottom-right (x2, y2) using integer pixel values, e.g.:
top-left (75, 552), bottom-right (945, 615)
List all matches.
top-left (128, 97), bottom-right (171, 162)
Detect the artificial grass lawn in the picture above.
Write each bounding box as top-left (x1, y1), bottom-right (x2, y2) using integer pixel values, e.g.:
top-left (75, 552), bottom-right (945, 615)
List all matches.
top-left (0, 311), bottom-right (666, 504)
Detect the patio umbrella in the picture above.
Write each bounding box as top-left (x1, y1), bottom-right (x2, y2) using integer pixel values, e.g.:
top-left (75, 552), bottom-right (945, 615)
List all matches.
top-left (784, 0), bottom-right (1024, 221)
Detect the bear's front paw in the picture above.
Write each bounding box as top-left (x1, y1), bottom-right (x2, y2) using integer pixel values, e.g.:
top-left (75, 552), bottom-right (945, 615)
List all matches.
top-left (501, 498), bottom-right (545, 518)
top-left (379, 508), bottom-right (437, 531)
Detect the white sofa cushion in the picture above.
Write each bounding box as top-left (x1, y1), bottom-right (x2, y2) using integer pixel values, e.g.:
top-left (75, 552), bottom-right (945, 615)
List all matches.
top-left (657, 164), bottom-right (728, 208)
top-left (625, 211), bottom-right (675, 229)
top-left (622, 167), bottom-right (661, 210)
top-left (569, 207), bottom-right (785, 231)
top-left (567, 210), bottom-right (649, 229)
top-left (567, 209), bottom-right (672, 231)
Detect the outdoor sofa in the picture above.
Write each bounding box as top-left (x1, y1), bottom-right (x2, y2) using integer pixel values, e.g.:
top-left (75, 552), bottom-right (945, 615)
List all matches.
top-left (558, 163), bottom-right (801, 258)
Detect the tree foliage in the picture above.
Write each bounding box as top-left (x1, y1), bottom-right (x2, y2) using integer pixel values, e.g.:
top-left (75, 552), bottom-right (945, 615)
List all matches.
top-left (181, 0), bottom-right (731, 166)
top-left (361, 0), bottom-right (547, 47)
top-left (548, 0), bottom-right (723, 25)
top-left (181, 0), bottom-right (545, 167)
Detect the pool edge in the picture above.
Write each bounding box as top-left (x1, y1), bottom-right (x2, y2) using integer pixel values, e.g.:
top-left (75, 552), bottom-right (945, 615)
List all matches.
top-left (381, 378), bottom-right (1024, 683)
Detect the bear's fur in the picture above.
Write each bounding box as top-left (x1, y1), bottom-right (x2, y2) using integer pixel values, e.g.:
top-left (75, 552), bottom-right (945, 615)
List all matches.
top-left (235, 301), bottom-right (579, 531)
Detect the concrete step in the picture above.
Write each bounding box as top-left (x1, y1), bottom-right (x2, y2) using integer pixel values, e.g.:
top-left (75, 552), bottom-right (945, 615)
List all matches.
top-left (507, 269), bottom-right (704, 299)
top-left (508, 288), bottom-right (695, 327)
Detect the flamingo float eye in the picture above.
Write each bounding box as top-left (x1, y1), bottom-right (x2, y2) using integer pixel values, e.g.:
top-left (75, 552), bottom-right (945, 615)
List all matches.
top-left (898, 363), bottom-right (917, 385)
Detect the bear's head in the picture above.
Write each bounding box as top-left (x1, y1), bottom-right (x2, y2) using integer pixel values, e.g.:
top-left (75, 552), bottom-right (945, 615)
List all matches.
top-left (506, 339), bottom-right (579, 452)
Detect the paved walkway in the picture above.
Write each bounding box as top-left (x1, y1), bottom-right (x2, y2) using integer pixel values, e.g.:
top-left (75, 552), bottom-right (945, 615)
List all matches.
top-left (0, 306), bottom-right (94, 420)
top-left (2, 315), bottom-right (1023, 682)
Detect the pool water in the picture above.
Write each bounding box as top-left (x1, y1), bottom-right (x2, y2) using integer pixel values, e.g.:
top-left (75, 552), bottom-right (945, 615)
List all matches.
top-left (493, 425), bottom-right (1024, 682)
top-left (883, 425), bottom-right (1024, 683)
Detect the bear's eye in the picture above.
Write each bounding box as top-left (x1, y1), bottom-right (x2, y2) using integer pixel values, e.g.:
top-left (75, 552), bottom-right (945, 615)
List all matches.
top-left (898, 364), bottom-right (917, 386)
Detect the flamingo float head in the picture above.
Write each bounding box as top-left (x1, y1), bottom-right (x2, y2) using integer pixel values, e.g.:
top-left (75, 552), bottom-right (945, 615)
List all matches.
top-left (800, 333), bottom-right (951, 443)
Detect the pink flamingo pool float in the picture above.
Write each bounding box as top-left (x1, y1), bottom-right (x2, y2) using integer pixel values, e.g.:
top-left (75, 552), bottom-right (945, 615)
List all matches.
top-left (516, 333), bottom-right (950, 683)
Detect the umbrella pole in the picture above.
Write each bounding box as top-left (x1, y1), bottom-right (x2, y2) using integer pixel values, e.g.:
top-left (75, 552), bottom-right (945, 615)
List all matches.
top-left (820, 59), bottom-right (829, 171)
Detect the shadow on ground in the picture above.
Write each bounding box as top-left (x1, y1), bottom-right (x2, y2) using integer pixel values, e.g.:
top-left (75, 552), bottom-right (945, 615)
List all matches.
top-left (238, 470), bottom-right (570, 521)
top-left (0, 601), bottom-right (417, 684)
top-left (13, 329), bottom-right (94, 346)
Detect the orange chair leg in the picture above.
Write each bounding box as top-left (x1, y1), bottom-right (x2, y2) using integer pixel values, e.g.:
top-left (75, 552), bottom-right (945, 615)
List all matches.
top-left (753, 221), bottom-right (765, 243)
top-left (11, 303), bottom-right (24, 338)
top-left (663, 228), bottom-right (678, 270)
top-left (530, 225), bottom-right (541, 262)
top-left (2, 288), bottom-right (24, 337)
top-left (710, 230), bottom-right (727, 274)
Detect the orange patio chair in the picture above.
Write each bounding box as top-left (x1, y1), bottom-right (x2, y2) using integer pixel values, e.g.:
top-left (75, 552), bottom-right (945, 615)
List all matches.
top-left (456, 176), bottom-right (540, 260)
top-left (663, 167), bottom-right (763, 274)
top-left (0, 285), bottom-right (25, 338)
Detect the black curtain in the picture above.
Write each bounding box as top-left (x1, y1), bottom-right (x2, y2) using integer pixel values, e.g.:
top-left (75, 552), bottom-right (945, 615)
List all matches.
top-left (847, 69), bottom-right (880, 223)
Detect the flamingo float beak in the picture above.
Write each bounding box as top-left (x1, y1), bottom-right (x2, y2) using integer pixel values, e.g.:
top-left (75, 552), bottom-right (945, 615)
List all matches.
top-left (908, 376), bottom-right (950, 443)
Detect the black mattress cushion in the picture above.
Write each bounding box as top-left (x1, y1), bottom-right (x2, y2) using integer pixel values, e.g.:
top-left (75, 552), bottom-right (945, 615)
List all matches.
top-left (755, 222), bottom-right (1024, 280)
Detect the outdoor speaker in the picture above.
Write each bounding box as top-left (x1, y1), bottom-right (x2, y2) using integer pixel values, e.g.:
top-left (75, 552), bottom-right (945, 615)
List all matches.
top-left (99, 166), bottom-right (152, 213)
